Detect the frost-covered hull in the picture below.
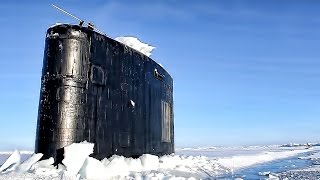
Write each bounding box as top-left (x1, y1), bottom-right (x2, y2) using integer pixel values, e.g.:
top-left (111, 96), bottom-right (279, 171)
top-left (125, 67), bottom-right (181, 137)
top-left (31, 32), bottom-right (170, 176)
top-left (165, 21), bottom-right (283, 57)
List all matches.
top-left (35, 24), bottom-right (174, 160)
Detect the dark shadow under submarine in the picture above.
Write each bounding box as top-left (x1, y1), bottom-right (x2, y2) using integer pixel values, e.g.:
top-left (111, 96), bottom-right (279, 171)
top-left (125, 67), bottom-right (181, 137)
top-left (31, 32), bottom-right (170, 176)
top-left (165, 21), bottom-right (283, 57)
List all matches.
top-left (35, 23), bottom-right (174, 161)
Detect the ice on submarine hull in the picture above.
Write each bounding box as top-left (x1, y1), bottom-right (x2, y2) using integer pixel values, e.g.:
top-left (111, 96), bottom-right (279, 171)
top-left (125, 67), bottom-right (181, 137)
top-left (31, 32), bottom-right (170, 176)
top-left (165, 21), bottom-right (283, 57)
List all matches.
top-left (35, 24), bottom-right (174, 160)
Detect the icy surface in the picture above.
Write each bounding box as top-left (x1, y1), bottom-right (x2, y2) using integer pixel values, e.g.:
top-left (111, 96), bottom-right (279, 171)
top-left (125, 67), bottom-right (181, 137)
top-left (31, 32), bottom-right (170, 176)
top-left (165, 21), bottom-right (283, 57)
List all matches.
top-left (304, 151), bottom-right (320, 159)
top-left (33, 157), bottom-right (54, 169)
top-left (115, 36), bottom-right (155, 57)
top-left (276, 165), bottom-right (320, 180)
top-left (32, 157), bottom-right (59, 177)
top-left (15, 153), bottom-right (43, 173)
top-left (258, 171), bottom-right (271, 176)
top-left (62, 141), bottom-right (94, 175)
top-left (79, 157), bottom-right (106, 179)
top-left (281, 142), bottom-right (320, 148)
top-left (0, 144), bottom-right (317, 179)
top-left (298, 147), bottom-right (320, 160)
top-left (216, 149), bottom-right (310, 171)
top-left (0, 151), bottom-right (33, 155)
top-left (0, 150), bottom-right (21, 173)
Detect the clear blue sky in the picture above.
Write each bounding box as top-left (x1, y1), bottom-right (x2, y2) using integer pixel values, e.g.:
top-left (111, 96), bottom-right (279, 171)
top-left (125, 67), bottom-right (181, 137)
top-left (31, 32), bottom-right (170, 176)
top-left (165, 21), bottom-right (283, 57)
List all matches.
top-left (0, 0), bottom-right (319, 150)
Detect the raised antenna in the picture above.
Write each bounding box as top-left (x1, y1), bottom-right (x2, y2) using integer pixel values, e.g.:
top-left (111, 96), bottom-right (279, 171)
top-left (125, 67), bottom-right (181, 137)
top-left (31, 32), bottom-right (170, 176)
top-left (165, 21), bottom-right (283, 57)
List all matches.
top-left (52, 4), bottom-right (106, 35)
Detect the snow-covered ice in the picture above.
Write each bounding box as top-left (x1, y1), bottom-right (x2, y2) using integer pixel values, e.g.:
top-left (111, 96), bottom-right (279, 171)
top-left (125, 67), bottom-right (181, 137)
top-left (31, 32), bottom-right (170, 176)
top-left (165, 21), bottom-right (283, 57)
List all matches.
top-left (33, 157), bottom-right (54, 169)
top-left (115, 36), bottom-right (155, 57)
top-left (276, 165), bottom-right (320, 180)
top-left (62, 141), bottom-right (94, 175)
top-left (79, 157), bottom-right (107, 179)
top-left (299, 150), bottom-right (320, 160)
top-left (15, 153), bottom-right (43, 173)
top-left (258, 171), bottom-right (271, 176)
top-left (0, 143), bottom-right (316, 179)
top-left (0, 151), bottom-right (33, 155)
top-left (216, 149), bottom-right (310, 171)
top-left (0, 150), bottom-right (21, 173)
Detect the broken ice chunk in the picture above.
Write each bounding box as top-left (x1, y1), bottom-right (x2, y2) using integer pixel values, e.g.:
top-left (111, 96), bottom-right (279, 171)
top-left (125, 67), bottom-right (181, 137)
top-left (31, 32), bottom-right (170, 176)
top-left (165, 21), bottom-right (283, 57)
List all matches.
top-left (62, 141), bottom-right (94, 175)
top-left (0, 150), bottom-right (21, 173)
top-left (15, 153), bottom-right (43, 173)
top-left (79, 157), bottom-right (107, 179)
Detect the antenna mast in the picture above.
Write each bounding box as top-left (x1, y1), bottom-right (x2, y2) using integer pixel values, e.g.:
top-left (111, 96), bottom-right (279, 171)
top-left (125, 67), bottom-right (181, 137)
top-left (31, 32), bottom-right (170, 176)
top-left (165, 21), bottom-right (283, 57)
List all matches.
top-left (52, 4), bottom-right (106, 35)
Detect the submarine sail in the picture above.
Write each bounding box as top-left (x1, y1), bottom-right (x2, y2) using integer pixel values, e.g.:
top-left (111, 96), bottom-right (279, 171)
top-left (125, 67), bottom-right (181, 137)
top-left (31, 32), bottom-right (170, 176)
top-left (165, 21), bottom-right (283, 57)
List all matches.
top-left (35, 24), bottom-right (174, 160)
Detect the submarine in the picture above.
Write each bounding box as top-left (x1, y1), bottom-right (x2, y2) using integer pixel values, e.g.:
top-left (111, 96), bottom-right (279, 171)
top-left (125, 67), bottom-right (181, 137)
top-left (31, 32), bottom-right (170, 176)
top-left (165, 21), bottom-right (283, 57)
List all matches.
top-left (35, 20), bottom-right (174, 160)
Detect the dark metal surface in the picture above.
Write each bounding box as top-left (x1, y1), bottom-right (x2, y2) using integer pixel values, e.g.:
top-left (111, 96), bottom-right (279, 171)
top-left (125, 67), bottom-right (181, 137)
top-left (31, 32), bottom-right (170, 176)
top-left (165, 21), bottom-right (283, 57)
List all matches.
top-left (35, 24), bottom-right (174, 160)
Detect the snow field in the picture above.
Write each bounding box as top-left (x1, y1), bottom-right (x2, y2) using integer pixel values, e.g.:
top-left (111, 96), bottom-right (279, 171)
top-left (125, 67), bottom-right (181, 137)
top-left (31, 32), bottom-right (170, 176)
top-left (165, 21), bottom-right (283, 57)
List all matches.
top-left (217, 149), bottom-right (311, 171)
top-left (0, 142), bottom-right (313, 179)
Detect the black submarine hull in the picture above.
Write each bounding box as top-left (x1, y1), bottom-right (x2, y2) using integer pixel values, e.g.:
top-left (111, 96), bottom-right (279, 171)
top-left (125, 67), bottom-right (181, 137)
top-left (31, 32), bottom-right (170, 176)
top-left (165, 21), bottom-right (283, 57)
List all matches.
top-left (35, 24), bottom-right (174, 160)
